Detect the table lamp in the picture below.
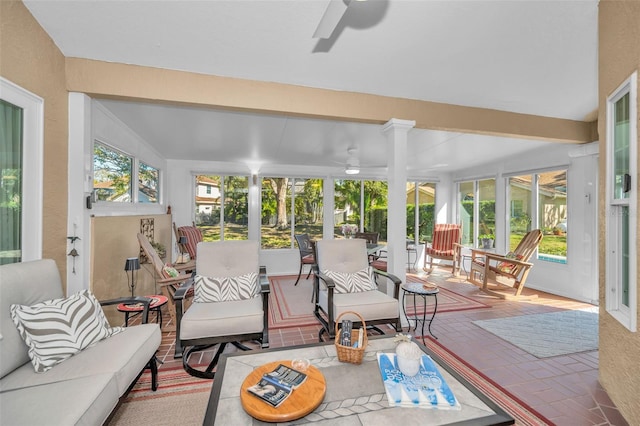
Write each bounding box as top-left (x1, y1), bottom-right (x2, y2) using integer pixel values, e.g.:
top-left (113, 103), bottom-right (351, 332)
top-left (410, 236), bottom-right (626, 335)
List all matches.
top-left (124, 257), bottom-right (140, 297)
top-left (177, 236), bottom-right (189, 263)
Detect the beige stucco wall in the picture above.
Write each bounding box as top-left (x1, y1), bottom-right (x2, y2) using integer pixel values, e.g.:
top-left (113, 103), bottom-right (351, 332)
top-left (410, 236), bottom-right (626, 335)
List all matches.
top-left (0, 1), bottom-right (69, 286)
top-left (598, 1), bottom-right (640, 424)
top-left (65, 58), bottom-right (595, 144)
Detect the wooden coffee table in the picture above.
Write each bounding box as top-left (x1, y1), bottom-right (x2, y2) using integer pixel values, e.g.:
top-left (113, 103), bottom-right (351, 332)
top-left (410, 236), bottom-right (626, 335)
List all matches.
top-left (239, 360), bottom-right (326, 422)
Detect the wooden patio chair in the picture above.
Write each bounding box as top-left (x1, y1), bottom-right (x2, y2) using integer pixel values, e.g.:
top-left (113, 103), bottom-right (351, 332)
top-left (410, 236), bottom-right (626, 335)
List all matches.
top-left (423, 223), bottom-right (463, 275)
top-left (137, 233), bottom-right (194, 330)
top-left (468, 229), bottom-right (543, 300)
top-left (173, 222), bottom-right (203, 263)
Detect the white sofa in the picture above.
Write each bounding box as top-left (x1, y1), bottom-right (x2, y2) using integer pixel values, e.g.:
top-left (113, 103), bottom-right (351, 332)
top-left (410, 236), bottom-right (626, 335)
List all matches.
top-left (0, 259), bottom-right (162, 425)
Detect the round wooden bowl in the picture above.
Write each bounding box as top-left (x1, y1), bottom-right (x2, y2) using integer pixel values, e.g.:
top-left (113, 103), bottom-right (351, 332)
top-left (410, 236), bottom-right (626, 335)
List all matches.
top-left (240, 360), bottom-right (326, 423)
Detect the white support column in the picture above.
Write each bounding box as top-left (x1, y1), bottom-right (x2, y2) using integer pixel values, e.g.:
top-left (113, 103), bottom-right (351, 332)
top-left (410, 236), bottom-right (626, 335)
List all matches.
top-left (382, 118), bottom-right (415, 291)
top-left (67, 93), bottom-right (92, 295)
top-left (323, 177), bottom-right (335, 240)
top-left (248, 172), bottom-right (261, 241)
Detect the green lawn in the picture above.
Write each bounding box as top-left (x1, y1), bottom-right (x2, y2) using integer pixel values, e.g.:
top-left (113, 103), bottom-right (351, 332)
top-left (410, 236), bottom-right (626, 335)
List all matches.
top-left (200, 225), bottom-right (567, 257)
top-left (511, 233), bottom-right (566, 256)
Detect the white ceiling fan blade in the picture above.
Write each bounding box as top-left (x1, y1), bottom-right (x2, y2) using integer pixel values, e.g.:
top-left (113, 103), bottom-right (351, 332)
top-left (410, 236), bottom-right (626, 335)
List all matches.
top-left (313, 0), bottom-right (350, 39)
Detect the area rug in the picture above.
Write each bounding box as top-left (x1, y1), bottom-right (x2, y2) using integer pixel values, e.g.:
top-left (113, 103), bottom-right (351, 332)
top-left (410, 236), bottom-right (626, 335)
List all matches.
top-left (472, 308), bottom-right (599, 358)
top-left (269, 275), bottom-right (489, 330)
top-left (268, 275), bottom-right (318, 329)
top-left (109, 366), bottom-right (211, 425)
top-left (405, 276), bottom-right (489, 316)
top-left (426, 337), bottom-right (553, 426)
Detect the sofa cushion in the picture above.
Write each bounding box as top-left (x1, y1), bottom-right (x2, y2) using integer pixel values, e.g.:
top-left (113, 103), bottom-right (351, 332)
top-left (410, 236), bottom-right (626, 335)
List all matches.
top-left (0, 259), bottom-right (65, 378)
top-left (10, 289), bottom-right (123, 372)
top-left (180, 297), bottom-right (263, 340)
top-left (0, 323), bottom-right (160, 396)
top-left (318, 289), bottom-right (399, 323)
top-left (0, 373), bottom-right (119, 426)
top-left (194, 272), bottom-right (258, 302)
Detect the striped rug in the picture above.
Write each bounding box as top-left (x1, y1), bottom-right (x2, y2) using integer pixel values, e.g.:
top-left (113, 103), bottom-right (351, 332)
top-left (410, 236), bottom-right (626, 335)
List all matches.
top-left (109, 366), bottom-right (211, 425)
top-left (268, 274), bottom-right (489, 329)
top-left (427, 337), bottom-right (553, 426)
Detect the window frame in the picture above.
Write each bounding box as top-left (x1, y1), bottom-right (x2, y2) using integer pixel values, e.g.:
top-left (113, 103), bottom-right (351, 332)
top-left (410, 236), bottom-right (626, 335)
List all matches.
top-left (456, 177), bottom-right (496, 248)
top-left (193, 174), bottom-right (250, 241)
top-left (92, 139), bottom-right (163, 207)
top-left (605, 72), bottom-right (638, 332)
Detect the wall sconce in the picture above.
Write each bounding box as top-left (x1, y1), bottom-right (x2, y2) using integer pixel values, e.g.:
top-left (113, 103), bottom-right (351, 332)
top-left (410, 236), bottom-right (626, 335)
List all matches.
top-left (124, 257), bottom-right (140, 297)
top-left (252, 174), bottom-right (258, 185)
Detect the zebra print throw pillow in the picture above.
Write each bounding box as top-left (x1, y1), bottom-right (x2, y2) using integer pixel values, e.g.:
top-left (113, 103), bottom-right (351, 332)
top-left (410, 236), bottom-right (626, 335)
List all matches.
top-left (194, 272), bottom-right (259, 303)
top-left (10, 290), bottom-right (123, 373)
top-left (321, 267), bottom-right (377, 294)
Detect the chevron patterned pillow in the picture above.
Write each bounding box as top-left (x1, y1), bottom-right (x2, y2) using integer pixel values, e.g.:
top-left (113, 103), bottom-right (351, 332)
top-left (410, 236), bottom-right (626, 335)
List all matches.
top-left (194, 272), bottom-right (259, 303)
top-left (322, 267), bottom-right (377, 294)
top-left (10, 290), bottom-right (123, 373)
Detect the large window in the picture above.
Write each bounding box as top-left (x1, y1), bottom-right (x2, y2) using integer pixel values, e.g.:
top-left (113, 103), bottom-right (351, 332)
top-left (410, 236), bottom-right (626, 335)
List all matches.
top-left (606, 72), bottom-right (637, 332)
top-left (508, 171), bottom-right (567, 262)
top-left (458, 179), bottom-right (495, 247)
top-left (138, 162), bottom-right (159, 203)
top-left (261, 177), bottom-right (323, 249)
top-left (93, 141), bottom-right (161, 205)
top-left (334, 179), bottom-right (387, 241)
top-left (508, 175), bottom-right (533, 250)
top-left (195, 175), bottom-right (249, 241)
top-left (94, 142), bottom-right (133, 202)
top-left (407, 182), bottom-right (436, 243)
top-left (537, 170), bottom-right (567, 262)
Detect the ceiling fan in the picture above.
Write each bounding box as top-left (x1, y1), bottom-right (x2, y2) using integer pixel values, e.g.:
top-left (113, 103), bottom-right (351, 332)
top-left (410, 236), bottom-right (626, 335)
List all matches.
top-left (313, 0), bottom-right (367, 39)
top-left (345, 147), bottom-right (360, 175)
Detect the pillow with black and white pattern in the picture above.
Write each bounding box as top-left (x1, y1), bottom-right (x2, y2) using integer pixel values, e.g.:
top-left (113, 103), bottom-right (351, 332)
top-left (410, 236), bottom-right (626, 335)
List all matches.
top-left (10, 290), bottom-right (123, 373)
top-left (321, 267), bottom-right (377, 294)
top-left (194, 272), bottom-right (259, 303)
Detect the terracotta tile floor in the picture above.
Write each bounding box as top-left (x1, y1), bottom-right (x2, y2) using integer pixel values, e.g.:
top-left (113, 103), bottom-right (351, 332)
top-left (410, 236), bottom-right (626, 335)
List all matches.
top-left (146, 268), bottom-right (628, 426)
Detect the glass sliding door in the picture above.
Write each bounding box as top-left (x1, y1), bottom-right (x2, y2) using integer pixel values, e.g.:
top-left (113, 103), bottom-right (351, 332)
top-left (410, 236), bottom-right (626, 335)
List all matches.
top-left (508, 176), bottom-right (532, 251)
top-left (478, 179), bottom-right (496, 243)
top-left (0, 100), bottom-right (23, 264)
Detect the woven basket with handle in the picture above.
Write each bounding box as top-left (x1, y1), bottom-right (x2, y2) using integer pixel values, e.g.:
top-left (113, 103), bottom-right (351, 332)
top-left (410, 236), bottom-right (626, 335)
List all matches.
top-left (334, 311), bottom-right (368, 364)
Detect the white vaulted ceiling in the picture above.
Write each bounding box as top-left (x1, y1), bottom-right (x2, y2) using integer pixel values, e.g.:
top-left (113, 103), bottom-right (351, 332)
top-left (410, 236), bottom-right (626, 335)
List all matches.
top-left (23, 0), bottom-right (599, 173)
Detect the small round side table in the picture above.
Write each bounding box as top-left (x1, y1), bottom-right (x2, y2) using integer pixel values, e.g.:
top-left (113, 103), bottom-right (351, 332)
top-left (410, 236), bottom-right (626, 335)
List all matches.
top-left (117, 295), bottom-right (168, 327)
top-left (402, 282), bottom-right (439, 343)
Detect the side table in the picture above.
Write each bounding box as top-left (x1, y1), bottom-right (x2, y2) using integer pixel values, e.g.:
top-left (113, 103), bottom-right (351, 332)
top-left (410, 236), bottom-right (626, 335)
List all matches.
top-left (402, 282), bottom-right (439, 343)
top-left (117, 295), bottom-right (168, 327)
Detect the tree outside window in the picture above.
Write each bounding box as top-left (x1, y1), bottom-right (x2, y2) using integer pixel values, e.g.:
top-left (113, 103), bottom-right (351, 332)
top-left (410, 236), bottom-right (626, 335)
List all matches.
top-left (93, 142), bottom-right (132, 202)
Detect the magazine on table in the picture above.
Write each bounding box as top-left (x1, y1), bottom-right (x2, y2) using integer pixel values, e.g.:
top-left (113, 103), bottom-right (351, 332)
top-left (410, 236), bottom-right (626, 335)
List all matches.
top-left (377, 353), bottom-right (461, 410)
top-left (247, 364), bottom-right (307, 407)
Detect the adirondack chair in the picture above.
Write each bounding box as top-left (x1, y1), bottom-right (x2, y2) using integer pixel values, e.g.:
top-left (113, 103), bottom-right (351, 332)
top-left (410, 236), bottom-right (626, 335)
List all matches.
top-left (137, 233), bottom-right (193, 330)
top-left (468, 229), bottom-right (543, 300)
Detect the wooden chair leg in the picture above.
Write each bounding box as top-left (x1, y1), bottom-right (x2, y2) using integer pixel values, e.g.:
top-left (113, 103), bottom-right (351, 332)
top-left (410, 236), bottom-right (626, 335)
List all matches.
top-left (160, 286), bottom-right (177, 331)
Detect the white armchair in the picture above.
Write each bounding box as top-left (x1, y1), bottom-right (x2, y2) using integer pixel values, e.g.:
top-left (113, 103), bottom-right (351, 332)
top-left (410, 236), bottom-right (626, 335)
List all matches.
top-left (173, 240), bottom-right (269, 378)
top-left (313, 238), bottom-right (401, 341)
